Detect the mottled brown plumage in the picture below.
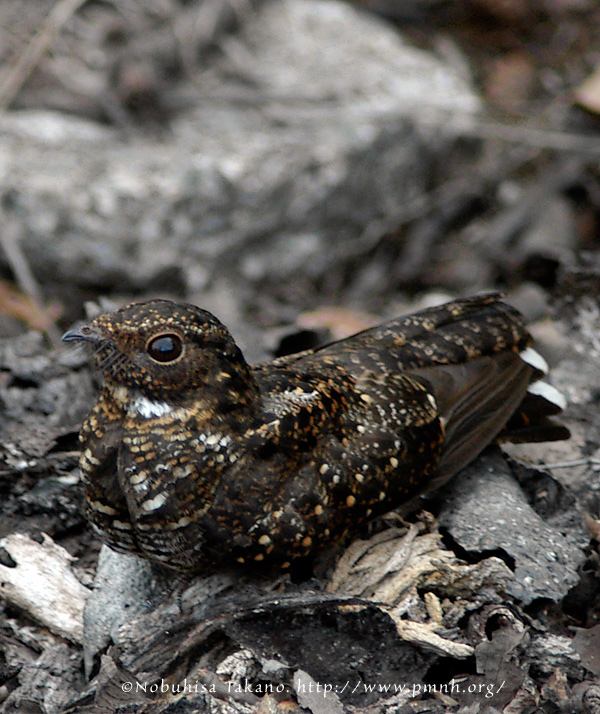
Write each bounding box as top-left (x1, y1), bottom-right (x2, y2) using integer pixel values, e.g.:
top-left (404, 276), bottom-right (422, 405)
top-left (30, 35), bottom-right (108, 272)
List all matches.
top-left (62, 294), bottom-right (569, 571)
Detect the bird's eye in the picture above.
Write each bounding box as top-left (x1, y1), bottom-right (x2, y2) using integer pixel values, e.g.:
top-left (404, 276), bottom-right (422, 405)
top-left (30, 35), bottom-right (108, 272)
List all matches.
top-left (146, 333), bottom-right (183, 363)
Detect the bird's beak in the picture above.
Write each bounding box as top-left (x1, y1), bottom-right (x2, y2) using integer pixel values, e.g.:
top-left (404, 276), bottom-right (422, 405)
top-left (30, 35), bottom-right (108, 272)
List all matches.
top-left (61, 324), bottom-right (101, 343)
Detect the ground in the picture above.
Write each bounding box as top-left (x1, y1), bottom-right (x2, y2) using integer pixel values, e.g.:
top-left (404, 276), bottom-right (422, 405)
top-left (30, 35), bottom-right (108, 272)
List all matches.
top-left (0, 1), bottom-right (600, 713)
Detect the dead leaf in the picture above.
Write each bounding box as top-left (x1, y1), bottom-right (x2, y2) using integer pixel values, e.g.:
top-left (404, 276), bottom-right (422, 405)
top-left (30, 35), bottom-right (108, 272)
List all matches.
top-left (0, 280), bottom-right (62, 332)
top-left (297, 307), bottom-right (378, 341)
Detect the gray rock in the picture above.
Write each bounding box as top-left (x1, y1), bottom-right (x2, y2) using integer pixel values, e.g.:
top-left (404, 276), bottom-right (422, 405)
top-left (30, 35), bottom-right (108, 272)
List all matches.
top-left (82, 547), bottom-right (171, 678)
top-left (0, 0), bottom-right (480, 301)
top-left (438, 451), bottom-right (587, 605)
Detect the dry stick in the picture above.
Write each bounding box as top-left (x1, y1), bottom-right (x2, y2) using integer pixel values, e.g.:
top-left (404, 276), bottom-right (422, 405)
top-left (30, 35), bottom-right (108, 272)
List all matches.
top-left (536, 458), bottom-right (600, 470)
top-left (446, 114), bottom-right (600, 156)
top-left (0, 215), bottom-right (62, 346)
top-left (258, 103), bottom-right (600, 157)
top-left (0, 0), bottom-right (89, 111)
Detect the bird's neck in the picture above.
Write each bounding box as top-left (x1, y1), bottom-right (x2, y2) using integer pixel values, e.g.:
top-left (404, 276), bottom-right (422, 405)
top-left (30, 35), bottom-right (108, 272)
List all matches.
top-left (104, 359), bottom-right (261, 432)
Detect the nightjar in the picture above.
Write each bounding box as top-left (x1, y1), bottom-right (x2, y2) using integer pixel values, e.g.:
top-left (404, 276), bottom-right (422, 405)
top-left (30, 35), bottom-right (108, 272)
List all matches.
top-left (63, 294), bottom-right (569, 571)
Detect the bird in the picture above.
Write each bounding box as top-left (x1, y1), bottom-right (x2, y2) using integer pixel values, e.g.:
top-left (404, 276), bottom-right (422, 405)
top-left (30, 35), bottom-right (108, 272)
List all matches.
top-left (62, 293), bottom-right (569, 572)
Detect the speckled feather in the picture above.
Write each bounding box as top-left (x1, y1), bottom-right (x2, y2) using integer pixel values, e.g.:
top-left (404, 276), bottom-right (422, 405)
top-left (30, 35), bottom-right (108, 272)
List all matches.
top-left (63, 294), bottom-right (569, 571)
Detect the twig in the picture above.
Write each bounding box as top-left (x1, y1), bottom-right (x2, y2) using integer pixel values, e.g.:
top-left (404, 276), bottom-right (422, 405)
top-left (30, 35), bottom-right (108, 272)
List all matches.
top-left (255, 101), bottom-right (600, 157)
top-left (445, 114), bottom-right (600, 156)
top-left (535, 458), bottom-right (600, 470)
top-left (0, 0), bottom-right (89, 111)
top-left (0, 213), bottom-right (62, 346)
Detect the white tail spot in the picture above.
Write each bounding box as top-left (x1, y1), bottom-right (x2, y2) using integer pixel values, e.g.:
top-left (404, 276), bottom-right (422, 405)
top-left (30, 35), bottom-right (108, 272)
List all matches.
top-left (520, 347), bottom-right (549, 374)
top-left (527, 380), bottom-right (567, 410)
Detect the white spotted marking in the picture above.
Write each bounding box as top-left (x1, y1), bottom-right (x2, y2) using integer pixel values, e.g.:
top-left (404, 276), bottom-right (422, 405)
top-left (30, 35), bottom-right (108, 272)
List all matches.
top-left (390, 457), bottom-right (399, 468)
top-left (83, 449), bottom-right (100, 466)
top-left (166, 516), bottom-right (192, 530)
top-left (111, 385), bottom-right (128, 402)
top-left (283, 389), bottom-right (319, 403)
top-left (129, 471), bottom-right (148, 485)
top-left (112, 520), bottom-right (132, 531)
top-left (141, 491), bottom-right (169, 512)
top-left (173, 465), bottom-right (193, 479)
top-left (90, 500), bottom-right (118, 515)
top-left (199, 432), bottom-right (231, 452)
top-left (332, 474), bottom-right (341, 484)
top-left (355, 473), bottom-right (365, 483)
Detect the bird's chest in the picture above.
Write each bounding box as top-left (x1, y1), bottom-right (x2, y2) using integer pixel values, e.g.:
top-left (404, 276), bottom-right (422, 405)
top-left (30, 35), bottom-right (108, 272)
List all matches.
top-left (116, 415), bottom-right (235, 520)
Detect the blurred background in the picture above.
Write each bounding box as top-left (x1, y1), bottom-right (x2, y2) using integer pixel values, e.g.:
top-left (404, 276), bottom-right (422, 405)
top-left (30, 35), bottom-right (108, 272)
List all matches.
top-left (1, 0), bottom-right (600, 360)
top-left (3, 3), bottom-right (600, 711)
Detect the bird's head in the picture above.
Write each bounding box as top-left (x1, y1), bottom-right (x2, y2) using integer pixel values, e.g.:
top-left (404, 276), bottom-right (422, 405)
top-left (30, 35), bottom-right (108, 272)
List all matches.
top-left (62, 300), bottom-right (258, 412)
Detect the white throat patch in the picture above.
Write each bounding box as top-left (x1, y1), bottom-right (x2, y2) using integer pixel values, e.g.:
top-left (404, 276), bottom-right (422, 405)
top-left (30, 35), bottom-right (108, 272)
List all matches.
top-left (130, 395), bottom-right (173, 419)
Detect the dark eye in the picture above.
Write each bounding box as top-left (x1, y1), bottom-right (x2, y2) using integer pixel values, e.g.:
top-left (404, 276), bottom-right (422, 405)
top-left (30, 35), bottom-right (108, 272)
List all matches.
top-left (146, 334), bottom-right (183, 363)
